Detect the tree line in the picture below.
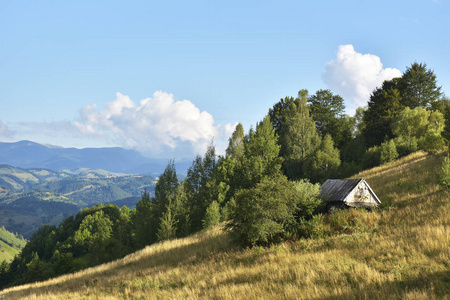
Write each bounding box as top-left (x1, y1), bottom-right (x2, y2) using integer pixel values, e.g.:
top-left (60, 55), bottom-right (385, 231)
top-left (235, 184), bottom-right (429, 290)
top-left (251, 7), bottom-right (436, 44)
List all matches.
top-left (0, 62), bottom-right (447, 288)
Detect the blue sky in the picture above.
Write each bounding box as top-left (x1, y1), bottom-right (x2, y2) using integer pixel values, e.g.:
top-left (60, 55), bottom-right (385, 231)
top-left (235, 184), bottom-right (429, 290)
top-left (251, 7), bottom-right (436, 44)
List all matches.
top-left (0, 0), bottom-right (449, 159)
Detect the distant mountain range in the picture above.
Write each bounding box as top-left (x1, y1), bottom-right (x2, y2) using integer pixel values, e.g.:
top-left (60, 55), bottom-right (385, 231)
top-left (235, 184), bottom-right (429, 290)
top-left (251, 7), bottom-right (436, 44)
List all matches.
top-left (0, 140), bottom-right (191, 175)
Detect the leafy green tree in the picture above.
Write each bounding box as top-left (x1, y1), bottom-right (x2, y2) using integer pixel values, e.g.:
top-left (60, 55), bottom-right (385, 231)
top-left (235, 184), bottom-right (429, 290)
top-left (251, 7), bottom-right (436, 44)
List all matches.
top-left (362, 145), bottom-right (381, 169)
top-left (268, 89), bottom-right (308, 135)
top-left (73, 210), bottom-right (113, 263)
top-left (184, 142), bottom-right (217, 232)
top-left (304, 134), bottom-right (341, 183)
top-left (229, 175), bottom-right (321, 245)
top-left (241, 115), bottom-right (283, 188)
top-left (156, 207), bottom-right (178, 242)
top-left (114, 206), bottom-right (133, 253)
top-left (399, 62), bottom-right (442, 109)
top-left (230, 175), bottom-right (298, 245)
top-left (380, 139), bottom-right (399, 164)
top-left (24, 252), bottom-right (51, 283)
top-left (280, 98), bottom-right (321, 180)
top-left (308, 89), bottom-right (353, 148)
top-left (392, 106), bottom-right (445, 152)
top-left (202, 201), bottom-right (221, 229)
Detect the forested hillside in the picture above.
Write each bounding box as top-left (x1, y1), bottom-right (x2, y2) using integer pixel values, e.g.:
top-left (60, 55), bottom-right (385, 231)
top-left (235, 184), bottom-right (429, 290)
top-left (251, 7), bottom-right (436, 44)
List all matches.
top-left (0, 165), bottom-right (155, 238)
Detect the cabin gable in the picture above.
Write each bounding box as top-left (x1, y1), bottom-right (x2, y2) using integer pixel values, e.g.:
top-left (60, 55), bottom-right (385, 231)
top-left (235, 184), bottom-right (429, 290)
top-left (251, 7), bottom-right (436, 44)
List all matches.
top-left (320, 179), bottom-right (380, 209)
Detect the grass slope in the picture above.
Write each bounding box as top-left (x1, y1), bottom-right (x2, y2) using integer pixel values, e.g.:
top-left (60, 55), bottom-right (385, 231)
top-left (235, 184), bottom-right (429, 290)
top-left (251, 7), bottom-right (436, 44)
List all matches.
top-left (1, 151), bottom-right (449, 299)
top-left (0, 227), bottom-right (26, 262)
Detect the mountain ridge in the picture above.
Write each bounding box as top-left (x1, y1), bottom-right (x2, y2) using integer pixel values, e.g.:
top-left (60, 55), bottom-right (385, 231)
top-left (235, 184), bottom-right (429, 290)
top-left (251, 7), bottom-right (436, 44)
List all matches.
top-left (0, 140), bottom-right (191, 175)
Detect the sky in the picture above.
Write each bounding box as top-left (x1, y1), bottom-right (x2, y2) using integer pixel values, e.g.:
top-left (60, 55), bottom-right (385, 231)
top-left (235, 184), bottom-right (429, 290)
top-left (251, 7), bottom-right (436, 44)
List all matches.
top-left (0, 0), bottom-right (449, 159)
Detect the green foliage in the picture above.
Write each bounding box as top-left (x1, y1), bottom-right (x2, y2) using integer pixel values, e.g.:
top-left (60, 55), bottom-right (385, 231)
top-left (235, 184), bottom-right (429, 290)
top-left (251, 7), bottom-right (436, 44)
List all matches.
top-left (202, 201), bottom-right (221, 229)
top-left (392, 107), bottom-right (445, 152)
top-left (363, 79), bottom-right (404, 147)
top-left (24, 252), bottom-right (52, 283)
top-left (438, 156), bottom-right (450, 187)
top-left (184, 142), bottom-right (217, 232)
top-left (304, 134), bottom-right (341, 183)
top-left (132, 191), bottom-right (154, 248)
top-left (362, 145), bottom-right (381, 169)
top-left (399, 62), bottom-right (442, 109)
top-left (229, 175), bottom-right (321, 245)
top-left (241, 115), bottom-right (283, 187)
top-left (156, 207), bottom-right (178, 242)
top-left (308, 89), bottom-right (353, 148)
top-left (280, 97), bottom-right (321, 180)
top-left (380, 139), bottom-right (399, 164)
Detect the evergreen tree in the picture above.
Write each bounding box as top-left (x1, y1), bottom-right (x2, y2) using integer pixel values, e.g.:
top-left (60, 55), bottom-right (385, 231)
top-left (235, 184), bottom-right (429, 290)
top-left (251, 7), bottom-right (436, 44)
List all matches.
top-left (132, 190), bottom-right (154, 248)
top-left (363, 79), bottom-right (404, 147)
top-left (153, 159), bottom-right (179, 220)
top-left (399, 62), bottom-right (442, 109)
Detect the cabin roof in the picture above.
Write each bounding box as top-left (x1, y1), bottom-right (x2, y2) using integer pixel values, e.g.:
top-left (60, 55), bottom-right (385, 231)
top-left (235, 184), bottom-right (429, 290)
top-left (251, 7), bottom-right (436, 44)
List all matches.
top-left (320, 179), bottom-right (381, 205)
top-left (320, 179), bottom-right (363, 202)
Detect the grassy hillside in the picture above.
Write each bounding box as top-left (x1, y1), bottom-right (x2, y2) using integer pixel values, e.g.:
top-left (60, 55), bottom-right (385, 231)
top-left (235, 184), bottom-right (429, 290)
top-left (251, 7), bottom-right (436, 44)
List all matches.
top-left (0, 226), bottom-right (26, 262)
top-left (1, 151), bottom-right (449, 299)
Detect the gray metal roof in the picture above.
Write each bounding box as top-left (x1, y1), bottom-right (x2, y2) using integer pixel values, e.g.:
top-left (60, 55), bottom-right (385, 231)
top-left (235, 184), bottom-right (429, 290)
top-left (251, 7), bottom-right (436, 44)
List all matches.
top-left (319, 179), bottom-right (364, 202)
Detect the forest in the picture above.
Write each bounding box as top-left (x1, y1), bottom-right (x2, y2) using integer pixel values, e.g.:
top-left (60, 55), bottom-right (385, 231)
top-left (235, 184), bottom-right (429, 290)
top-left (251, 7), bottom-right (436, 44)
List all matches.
top-left (0, 62), bottom-right (448, 289)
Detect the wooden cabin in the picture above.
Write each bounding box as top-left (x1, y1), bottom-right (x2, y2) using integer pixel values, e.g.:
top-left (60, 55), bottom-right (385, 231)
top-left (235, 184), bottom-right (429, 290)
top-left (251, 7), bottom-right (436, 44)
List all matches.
top-left (319, 179), bottom-right (380, 210)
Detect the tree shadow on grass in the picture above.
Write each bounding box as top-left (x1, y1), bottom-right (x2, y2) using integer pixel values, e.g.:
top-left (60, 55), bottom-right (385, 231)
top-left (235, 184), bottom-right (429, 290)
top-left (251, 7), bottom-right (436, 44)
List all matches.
top-left (319, 270), bottom-right (450, 300)
top-left (1, 229), bottom-right (237, 298)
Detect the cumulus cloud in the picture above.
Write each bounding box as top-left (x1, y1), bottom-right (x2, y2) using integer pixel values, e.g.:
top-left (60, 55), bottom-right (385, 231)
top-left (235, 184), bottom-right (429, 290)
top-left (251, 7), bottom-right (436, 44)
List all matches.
top-left (74, 91), bottom-right (232, 158)
top-left (0, 121), bottom-right (14, 138)
top-left (323, 45), bottom-right (402, 113)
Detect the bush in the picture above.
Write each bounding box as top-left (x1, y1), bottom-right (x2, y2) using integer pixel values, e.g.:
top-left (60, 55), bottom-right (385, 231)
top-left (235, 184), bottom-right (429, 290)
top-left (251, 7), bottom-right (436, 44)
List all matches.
top-left (202, 201), bottom-right (221, 229)
top-left (229, 175), bottom-right (321, 245)
top-left (438, 156), bottom-right (450, 187)
top-left (362, 146), bottom-right (381, 169)
top-left (380, 139), bottom-right (399, 164)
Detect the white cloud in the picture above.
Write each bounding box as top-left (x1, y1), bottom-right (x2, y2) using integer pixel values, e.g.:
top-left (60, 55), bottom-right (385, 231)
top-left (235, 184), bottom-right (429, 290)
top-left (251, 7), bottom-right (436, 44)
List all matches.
top-left (322, 45), bottom-right (402, 113)
top-left (0, 121), bottom-right (14, 138)
top-left (74, 91), bottom-right (233, 158)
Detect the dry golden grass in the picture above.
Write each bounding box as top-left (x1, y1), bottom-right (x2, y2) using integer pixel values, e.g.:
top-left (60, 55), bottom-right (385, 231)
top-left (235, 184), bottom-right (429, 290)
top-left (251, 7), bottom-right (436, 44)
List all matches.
top-left (1, 151), bottom-right (449, 299)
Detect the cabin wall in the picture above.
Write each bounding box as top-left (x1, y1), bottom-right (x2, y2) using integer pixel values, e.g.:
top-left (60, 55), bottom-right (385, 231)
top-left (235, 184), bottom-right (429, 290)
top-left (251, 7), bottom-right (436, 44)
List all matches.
top-left (344, 181), bottom-right (378, 207)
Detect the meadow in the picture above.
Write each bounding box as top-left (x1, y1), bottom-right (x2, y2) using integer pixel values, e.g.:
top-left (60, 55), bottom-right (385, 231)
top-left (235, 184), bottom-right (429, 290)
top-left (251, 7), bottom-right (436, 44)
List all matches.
top-left (1, 151), bottom-right (449, 299)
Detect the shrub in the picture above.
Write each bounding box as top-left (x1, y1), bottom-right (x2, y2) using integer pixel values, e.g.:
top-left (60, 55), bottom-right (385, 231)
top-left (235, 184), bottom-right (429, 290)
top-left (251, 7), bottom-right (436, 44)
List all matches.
top-left (202, 201), bottom-right (221, 229)
top-left (438, 156), bottom-right (450, 187)
top-left (380, 139), bottom-right (399, 164)
top-left (229, 175), bottom-right (321, 245)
